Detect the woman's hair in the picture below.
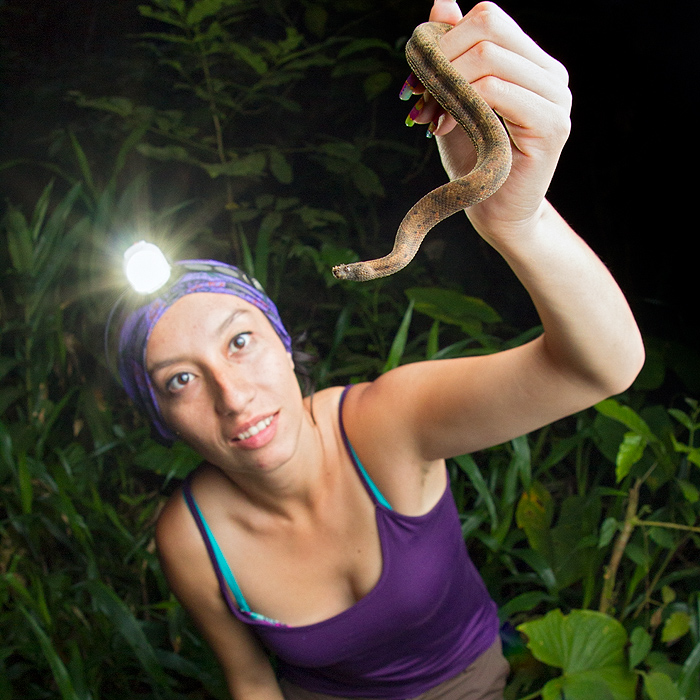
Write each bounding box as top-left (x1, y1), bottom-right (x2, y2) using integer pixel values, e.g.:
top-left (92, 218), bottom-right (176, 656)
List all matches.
top-left (115, 260), bottom-right (292, 444)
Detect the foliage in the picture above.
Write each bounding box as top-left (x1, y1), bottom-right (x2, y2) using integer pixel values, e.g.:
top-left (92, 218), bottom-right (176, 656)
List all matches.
top-left (1, 0), bottom-right (699, 698)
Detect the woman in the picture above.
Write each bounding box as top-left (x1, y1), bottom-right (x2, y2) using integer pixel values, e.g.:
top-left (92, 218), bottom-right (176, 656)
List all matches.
top-left (116, 2), bottom-right (645, 698)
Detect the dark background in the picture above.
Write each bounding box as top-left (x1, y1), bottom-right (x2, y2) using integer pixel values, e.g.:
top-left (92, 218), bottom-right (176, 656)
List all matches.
top-left (1, 0), bottom-right (698, 350)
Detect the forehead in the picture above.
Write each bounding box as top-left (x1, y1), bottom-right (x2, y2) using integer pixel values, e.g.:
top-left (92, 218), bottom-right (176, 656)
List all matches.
top-left (146, 292), bottom-right (272, 357)
top-left (152, 292), bottom-right (266, 336)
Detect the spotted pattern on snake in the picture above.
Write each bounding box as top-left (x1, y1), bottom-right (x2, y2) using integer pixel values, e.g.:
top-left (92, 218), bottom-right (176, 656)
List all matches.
top-left (332, 22), bottom-right (512, 282)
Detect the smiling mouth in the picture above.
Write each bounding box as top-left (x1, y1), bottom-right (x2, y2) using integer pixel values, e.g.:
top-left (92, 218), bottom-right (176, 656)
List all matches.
top-left (233, 414), bottom-right (275, 441)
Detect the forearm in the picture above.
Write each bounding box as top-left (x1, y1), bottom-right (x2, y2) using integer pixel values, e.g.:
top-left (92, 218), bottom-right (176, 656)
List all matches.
top-left (478, 198), bottom-right (644, 397)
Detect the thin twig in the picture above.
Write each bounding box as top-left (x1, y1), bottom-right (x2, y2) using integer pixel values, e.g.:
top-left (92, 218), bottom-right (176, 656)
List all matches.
top-left (599, 478), bottom-right (641, 615)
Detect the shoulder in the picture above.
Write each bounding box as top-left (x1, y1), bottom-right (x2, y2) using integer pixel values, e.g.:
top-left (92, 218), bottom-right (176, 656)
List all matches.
top-left (155, 478), bottom-right (207, 595)
top-left (155, 474), bottom-right (282, 697)
top-left (329, 377), bottom-right (447, 514)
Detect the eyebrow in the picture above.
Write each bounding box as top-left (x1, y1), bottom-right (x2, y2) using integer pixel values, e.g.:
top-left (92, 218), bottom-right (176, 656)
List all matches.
top-left (147, 307), bottom-right (252, 376)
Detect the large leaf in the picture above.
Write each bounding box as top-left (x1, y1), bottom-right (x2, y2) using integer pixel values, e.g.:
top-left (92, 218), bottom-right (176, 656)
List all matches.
top-left (516, 481), bottom-right (554, 558)
top-left (643, 672), bottom-right (681, 700)
top-left (595, 399), bottom-right (657, 442)
top-left (405, 287), bottom-right (501, 336)
top-left (518, 609), bottom-right (637, 700)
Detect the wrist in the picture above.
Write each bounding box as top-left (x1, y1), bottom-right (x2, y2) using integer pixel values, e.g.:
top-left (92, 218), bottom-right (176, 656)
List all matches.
top-left (470, 196), bottom-right (552, 253)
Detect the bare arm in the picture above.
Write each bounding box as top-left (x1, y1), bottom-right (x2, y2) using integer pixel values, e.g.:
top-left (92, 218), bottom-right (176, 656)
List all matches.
top-left (156, 492), bottom-right (285, 700)
top-left (345, 2), bottom-right (643, 470)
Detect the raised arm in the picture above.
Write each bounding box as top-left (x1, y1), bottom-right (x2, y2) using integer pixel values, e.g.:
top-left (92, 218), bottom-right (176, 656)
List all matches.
top-left (344, 2), bottom-right (644, 471)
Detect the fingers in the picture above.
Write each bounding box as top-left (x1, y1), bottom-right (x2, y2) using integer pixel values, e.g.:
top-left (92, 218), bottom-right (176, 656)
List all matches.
top-left (428, 0), bottom-right (464, 25)
top-left (442, 3), bottom-right (568, 85)
top-left (403, 2), bottom-right (570, 144)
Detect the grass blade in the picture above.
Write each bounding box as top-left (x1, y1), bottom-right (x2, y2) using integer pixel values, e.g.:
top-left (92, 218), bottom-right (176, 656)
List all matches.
top-left (19, 605), bottom-right (80, 700)
top-left (382, 300), bottom-right (414, 373)
top-left (87, 579), bottom-right (171, 688)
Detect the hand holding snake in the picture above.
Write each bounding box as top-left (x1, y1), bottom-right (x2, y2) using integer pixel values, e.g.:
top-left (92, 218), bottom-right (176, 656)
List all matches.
top-left (332, 1), bottom-right (571, 282)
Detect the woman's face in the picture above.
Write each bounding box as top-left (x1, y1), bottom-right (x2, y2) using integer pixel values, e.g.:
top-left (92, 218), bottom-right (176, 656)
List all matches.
top-left (146, 292), bottom-right (304, 475)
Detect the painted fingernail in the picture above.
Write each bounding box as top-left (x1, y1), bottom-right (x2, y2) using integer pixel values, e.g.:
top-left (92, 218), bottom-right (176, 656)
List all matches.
top-left (399, 73), bottom-right (421, 101)
top-left (426, 120), bottom-right (439, 138)
top-left (405, 97), bottom-right (425, 127)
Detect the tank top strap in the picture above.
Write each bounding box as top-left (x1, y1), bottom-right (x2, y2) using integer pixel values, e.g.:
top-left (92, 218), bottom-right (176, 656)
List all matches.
top-left (181, 473), bottom-right (284, 626)
top-left (338, 386), bottom-right (393, 511)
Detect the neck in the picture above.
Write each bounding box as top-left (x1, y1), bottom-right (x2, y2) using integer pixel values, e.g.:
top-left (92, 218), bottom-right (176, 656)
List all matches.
top-left (218, 407), bottom-right (332, 519)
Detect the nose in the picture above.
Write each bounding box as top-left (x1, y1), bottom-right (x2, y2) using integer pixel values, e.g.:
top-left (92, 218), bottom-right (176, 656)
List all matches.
top-left (208, 363), bottom-right (254, 416)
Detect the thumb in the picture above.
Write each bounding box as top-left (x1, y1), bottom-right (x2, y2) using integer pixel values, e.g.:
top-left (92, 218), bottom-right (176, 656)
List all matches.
top-left (428, 0), bottom-right (463, 25)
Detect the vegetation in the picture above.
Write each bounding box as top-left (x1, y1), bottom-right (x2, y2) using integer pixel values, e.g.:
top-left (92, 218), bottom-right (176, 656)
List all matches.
top-left (1, 1), bottom-right (698, 698)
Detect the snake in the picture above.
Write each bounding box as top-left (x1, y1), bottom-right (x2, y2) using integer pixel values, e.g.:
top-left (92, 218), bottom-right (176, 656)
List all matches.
top-left (332, 22), bottom-right (512, 282)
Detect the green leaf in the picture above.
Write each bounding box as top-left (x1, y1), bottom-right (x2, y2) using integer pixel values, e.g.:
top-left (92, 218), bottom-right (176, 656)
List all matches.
top-left (5, 205), bottom-right (33, 274)
top-left (677, 637), bottom-right (700, 698)
top-left (17, 452), bottom-right (33, 514)
top-left (138, 4), bottom-right (188, 28)
top-left (304, 4), bottom-right (328, 36)
top-left (677, 479), bottom-right (699, 503)
top-left (616, 431), bottom-right (647, 482)
top-left (133, 439), bottom-right (202, 479)
top-left (351, 162), bottom-right (384, 197)
top-left (136, 143), bottom-right (191, 162)
top-left (511, 434), bottom-right (532, 491)
top-left (87, 580), bottom-right (170, 686)
top-left (643, 671), bottom-right (681, 700)
top-left (518, 609), bottom-right (636, 700)
top-left (268, 150), bottom-right (293, 184)
top-left (595, 399), bottom-right (657, 442)
top-left (661, 611), bottom-right (690, 644)
top-left (453, 454), bottom-right (498, 529)
top-left (69, 131), bottom-right (96, 196)
top-left (19, 606), bottom-right (79, 700)
top-left (363, 72), bottom-right (392, 100)
top-left (0, 385), bottom-right (26, 415)
top-left (516, 481), bottom-right (554, 557)
top-left (628, 626), bottom-right (653, 669)
top-left (668, 408), bottom-right (694, 431)
top-left (405, 287), bottom-right (500, 336)
top-left (230, 42), bottom-right (268, 74)
top-left (254, 211), bottom-right (283, 289)
top-left (338, 37), bottom-right (393, 58)
top-left (542, 675), bottom-right (615, 700)
top-left (185, 0), bottom-right (226, 25)
top-left (203, 152), bottom-right (266, 178)
top-left (382, 300), bottom-right (414, 373)
top-left (498, 590), bottom-right (554, 620)
top-left (599, 517), bottom-right (620, 548)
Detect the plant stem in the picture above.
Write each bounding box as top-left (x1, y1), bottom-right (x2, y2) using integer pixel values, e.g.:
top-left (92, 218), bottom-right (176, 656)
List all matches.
top-left (631, 537), bottom-right (688, 620)
top-left (198, 40), bottom-right (240, 260)
top-left (634, 519), bottom-right (700, 534)
top-left (599, 478), bottom-right (641, 615)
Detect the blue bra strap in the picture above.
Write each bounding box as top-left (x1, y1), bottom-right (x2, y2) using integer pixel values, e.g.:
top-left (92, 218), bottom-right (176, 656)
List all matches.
top-left (181, 475), bottom-right (250, 614)
top-left (339, 386), bottom-right (393, 511)
top-left (182, 476), bottom-right (285, 626)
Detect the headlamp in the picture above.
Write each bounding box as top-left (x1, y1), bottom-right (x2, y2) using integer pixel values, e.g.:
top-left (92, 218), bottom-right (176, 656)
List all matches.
top-left (123, 241), bottom-right (172, 294)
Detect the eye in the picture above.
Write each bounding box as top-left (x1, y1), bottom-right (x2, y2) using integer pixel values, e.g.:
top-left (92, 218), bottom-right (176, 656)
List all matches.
top-left (229, 332), bottom-right (251, 353)
top-left (166, 372), bottom-right (194, 392)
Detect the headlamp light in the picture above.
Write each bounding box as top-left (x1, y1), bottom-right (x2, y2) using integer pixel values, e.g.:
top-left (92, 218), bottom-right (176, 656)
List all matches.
top-left (123, 241), bottom-right (172, 294)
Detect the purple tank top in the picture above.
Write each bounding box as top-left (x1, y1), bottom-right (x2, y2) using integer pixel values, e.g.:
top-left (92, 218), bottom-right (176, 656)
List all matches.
top-left (183, 386), bottom-right (499, 698)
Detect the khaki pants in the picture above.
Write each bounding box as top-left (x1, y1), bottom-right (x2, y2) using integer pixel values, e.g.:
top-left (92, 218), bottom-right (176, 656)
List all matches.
top-left (280, 638), bottom-right (510, 700)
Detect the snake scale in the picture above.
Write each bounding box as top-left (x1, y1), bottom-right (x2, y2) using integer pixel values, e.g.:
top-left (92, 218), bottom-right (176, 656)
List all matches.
top-left (332, 22), bottom-right (512, 282)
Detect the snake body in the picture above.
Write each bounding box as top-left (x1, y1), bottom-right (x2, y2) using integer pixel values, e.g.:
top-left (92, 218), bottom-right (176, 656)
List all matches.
top-left (332, 22), bottom-right (512, 282)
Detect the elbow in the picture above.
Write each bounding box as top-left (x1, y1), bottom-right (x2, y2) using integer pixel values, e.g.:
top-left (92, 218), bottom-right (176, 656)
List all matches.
top-left (595, 332), bottom-right (646, 399)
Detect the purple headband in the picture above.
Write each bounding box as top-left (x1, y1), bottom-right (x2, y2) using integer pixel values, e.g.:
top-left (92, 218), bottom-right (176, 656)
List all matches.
top-left (117, 260), bottom-right (292, 443)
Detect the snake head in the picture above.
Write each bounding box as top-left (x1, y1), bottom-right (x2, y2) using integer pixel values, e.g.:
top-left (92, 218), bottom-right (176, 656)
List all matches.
top-left (332, 262), bottom-right (382, 282)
